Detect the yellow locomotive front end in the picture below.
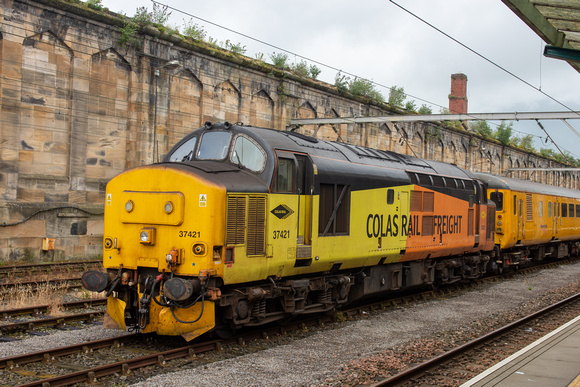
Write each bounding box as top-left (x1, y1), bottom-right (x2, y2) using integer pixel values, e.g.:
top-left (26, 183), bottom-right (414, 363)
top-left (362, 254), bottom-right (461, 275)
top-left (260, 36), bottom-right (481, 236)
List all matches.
top-left (83, 164), bottom-right (226, 340)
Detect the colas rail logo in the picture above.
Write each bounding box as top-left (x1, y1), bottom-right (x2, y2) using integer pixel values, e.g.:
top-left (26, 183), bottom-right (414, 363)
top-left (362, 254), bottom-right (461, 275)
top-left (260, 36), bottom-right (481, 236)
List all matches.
top-left (271, 204), bottom-right (294, 220)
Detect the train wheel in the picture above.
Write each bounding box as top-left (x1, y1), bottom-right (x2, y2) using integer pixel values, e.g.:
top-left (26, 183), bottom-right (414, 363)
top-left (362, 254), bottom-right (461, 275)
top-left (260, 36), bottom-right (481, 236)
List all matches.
top-left (214, 326), bottom-right (236, 339)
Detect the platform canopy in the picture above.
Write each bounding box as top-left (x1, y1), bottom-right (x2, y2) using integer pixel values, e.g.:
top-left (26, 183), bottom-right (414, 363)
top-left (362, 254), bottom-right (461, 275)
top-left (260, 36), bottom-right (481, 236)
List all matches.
top-left (502, 0), bottom-right (580, 72)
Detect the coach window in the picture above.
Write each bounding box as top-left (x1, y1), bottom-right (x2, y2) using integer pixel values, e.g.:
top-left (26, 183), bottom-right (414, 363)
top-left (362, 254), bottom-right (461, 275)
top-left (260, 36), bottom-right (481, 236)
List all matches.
top-left (570, 204), bottom-right (575, 218)
top-left (490, 191), bottom-right (503, 211)
top-left (562, 203), bottom-right (568, 217)
top-left (231, 136), bottom-right (266, 172)
top-left (539, 201), bottom-right (543, 217)
top-left (513, 195), bottom-right (517, 215)
top-left (197, 131), bottom-right (231, 160)
top-left (576, 205), bottom-right (580, 217)
top-left (548, 202), bottom-right (552, 217)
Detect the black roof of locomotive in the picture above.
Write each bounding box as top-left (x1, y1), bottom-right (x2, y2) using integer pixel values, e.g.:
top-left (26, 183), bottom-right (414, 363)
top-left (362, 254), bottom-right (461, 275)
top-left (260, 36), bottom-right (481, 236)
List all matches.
top-left (243, 125), bottom-right (477, 181)
top-left (162, 123), bottom-right (481, 193)
top-left (474, 172), bottom-right (580, 199)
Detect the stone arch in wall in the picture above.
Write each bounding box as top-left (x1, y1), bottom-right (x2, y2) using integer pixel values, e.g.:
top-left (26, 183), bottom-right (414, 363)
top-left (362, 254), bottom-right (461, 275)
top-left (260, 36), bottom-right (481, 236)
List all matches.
top-left (493, 152), bottom-right (501, 175)
top-left (213, 80), bottom-right (240, 123)
top-left (435, 139), bottom-right (444, 162)
top-left (484, 150), bottom-right (493, 173)
top-left (393, 127), bottom-right (408, 155)
top-left (378, 123), bottom-right (392, 151)
top-left (249, 89), bottom-right (274, 129)
top-left (20, 30), bottom-right (73, 181)
top-left (167, 69), bottom-right (203, 151)
top-left (88, 48), bottom-right (131, 180)
top-left (411, 131), bottom-right (423, 158)
top-left (446, 141), bottom-right (457, 165)
top-left (457, 143), bottom-right (468, 169)
top-left (315, 108), bottom-right (340, 142)
top-left (296, 102), bottom-right (317, 137)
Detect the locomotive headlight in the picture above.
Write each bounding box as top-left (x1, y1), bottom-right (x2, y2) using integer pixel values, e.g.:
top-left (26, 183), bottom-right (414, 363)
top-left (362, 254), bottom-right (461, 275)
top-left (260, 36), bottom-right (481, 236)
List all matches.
top-left (104, 238), bottom-right (113, 249)
top-left (193, 243), bottom-right (206, 256)
top-left (164, 201), bottom-right (173, 214)
top-left (125, 200), bottom-right (134, 213)
top-left (139, 228), bottom-right (156, 245)
top-left (497, 220), bottom-right (502, 226)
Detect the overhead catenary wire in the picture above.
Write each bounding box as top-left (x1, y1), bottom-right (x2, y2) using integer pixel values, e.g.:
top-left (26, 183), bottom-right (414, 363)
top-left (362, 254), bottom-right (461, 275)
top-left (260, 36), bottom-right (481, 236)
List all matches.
top-left (148, 0), bottom-right (578, 157)
top-left (388, 1), bottom-right (580, 119)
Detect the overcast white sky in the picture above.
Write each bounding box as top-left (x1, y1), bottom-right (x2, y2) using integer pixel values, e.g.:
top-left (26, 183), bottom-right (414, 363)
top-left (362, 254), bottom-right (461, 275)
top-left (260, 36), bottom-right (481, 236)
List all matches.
top-left (100, 0), bottom-right (580, 158)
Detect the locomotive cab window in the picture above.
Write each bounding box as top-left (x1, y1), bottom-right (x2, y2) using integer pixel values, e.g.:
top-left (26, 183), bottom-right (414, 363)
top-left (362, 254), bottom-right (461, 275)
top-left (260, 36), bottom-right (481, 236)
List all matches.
top-left (231, 135), bottom-right (266, 172)
top-left (273, 158), bottom-right (295, 192)
top-left (167, 136), bottom-right (197, 162)
top-left (197, 131), bottom-right (231, 160)
top-left (490, 191), bottom-right (503, 211)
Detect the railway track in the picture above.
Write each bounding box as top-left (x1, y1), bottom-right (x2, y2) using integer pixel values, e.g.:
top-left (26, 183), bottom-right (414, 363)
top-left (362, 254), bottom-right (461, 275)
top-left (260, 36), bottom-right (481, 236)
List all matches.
top-left (0, 260), bottom-right (101, 279)
top-left (0, 258), bottom-right (577, 386)
top-left (369, 293), bottom-right (580, 386)
top-left (0, 298), bottom-right (107, 335)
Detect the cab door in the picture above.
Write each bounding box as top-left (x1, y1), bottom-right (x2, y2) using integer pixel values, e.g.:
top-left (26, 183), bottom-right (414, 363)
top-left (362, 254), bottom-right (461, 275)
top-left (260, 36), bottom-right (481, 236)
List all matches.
top-left (272, 151), bottom-right (314, 262)
top-left (553, 201), bottom-right (559, 237)
top-left (516, 196), bottom-right (523, 243)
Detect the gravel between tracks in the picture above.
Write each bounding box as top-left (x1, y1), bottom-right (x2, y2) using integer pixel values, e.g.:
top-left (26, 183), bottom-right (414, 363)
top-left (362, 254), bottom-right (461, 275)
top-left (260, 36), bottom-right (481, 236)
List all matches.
top-left (1, 263), bottom-right (579, 386)
top-left (134, 262), bottom-right (580, 387)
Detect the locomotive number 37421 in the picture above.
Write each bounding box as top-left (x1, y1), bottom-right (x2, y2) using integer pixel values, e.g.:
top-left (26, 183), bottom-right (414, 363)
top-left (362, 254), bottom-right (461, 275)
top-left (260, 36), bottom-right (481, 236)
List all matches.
top-left (273, 230), bottom-right (290, 239)
top-left (179, 231), bottom-right (201, 238)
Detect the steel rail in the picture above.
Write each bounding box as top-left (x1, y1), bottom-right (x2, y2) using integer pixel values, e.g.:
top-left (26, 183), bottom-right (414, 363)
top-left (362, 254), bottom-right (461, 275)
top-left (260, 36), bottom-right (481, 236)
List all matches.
top-left (0, 260), bottom-right (101, 275)
top-left (0, 277), bottom-right (82, 291)
top-left (15, 339), bottom-right (222, 386)
top-left (0, 298), bottom-right (107, 319)
top-left (0, 310), bottom-right (105, 334)
top-left (370, 292), bottom-right (580, 387)
top-left (0, 334), bottom-right (139, 370)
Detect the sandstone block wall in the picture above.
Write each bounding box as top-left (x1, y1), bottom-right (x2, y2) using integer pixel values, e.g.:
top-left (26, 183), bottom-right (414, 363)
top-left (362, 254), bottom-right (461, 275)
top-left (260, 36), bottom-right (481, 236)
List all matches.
top-left (0, 0), bottom-right (576, 261)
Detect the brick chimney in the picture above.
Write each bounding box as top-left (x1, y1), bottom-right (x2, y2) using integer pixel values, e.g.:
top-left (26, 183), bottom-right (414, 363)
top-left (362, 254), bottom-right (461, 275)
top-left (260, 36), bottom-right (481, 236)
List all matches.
top-left (449, 73), bottom-right (468, 114)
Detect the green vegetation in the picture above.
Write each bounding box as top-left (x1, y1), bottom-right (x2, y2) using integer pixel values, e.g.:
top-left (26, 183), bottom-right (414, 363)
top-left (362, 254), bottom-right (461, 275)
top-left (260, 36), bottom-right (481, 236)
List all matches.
top-left (118, 17), bottom-right (142, 49)
top-left (269, 52), bottom-right (288, 69)
top-left (494, 121), bottom-right (513, 145)
top-left (334, 72), bottom-right (384, 103)
top-left (182, 20), bottom-right (206, 41)
top-left (388, 86), bottom-right (405, 108)
top-left (418, 104), bottom-right (432, 115)
top-left (86, 0), bottom-right (103, 11)
top-left (471, 120), bottom-right (493, 138)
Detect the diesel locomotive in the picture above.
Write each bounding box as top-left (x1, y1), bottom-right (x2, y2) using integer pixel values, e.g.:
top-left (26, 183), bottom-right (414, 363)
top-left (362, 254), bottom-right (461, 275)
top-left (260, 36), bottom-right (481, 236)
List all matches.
top-left (82, 122), bottom-right (580, 341)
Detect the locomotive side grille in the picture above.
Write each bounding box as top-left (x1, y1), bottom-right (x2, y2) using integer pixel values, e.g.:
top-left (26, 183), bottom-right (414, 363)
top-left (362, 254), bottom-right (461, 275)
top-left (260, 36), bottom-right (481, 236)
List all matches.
top-left (247, 196), bottom-right (266, 255)
top-left (226, 196), bottom-right (246, 245)
top-left (422, 215), bottom-right (434, 236)
top-left (526, 194), bottom-right (533, 221)
top-left (423, 192), bottom-right (434, 212)
top-left (410, 190), bottom-right (422, 211)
